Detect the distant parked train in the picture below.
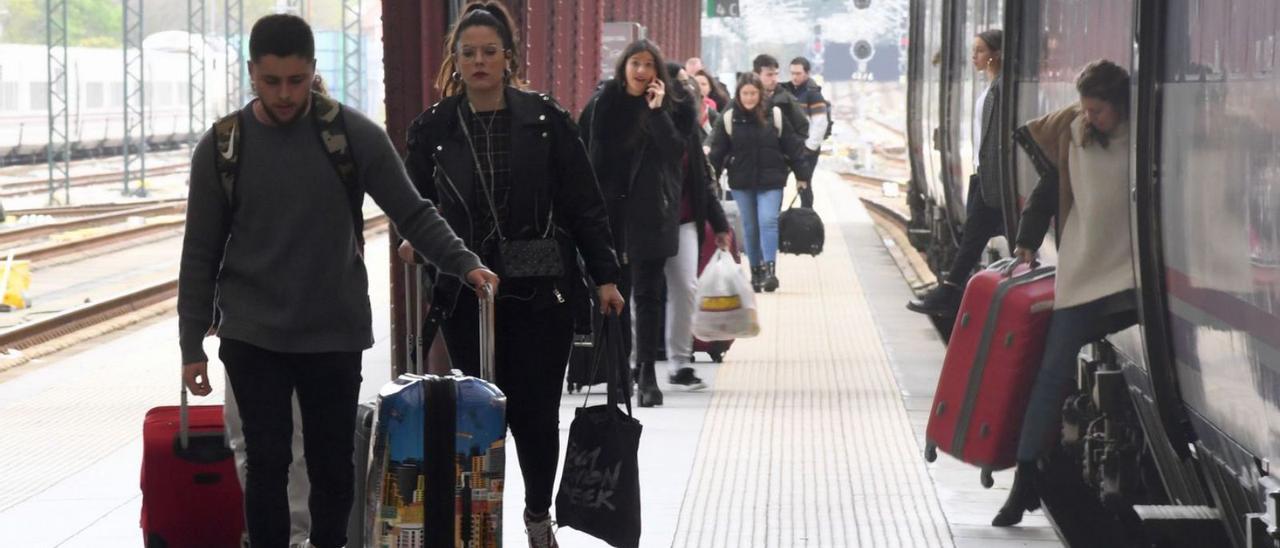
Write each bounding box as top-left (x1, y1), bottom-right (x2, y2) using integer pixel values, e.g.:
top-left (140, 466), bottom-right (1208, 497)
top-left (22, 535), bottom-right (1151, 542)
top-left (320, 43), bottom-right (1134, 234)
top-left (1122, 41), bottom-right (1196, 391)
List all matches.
top-left (0, 34), bottom-right (228, 166)
top-left (907, 1), bottom-right (1280, 547)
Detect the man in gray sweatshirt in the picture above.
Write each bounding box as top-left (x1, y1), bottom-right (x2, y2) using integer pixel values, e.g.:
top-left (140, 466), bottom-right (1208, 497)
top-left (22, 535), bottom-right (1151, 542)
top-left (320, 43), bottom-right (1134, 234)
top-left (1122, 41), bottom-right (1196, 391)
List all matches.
top-left (177, 14), bottom-right (497, 548)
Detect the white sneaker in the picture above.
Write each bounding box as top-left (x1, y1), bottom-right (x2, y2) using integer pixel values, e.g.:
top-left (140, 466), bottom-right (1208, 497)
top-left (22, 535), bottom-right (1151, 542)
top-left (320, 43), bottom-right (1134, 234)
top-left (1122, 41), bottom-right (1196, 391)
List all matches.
top-left (524, 509), bottom-right (559, 548)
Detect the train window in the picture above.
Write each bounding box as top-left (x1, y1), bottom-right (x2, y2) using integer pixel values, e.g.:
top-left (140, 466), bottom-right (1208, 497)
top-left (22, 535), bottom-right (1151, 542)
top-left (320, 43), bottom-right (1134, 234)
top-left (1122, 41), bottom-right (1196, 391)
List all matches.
top-left (30, 82), bottom-right (48, 111)
top-left (153, 82), bottom-right (171, 107)
top-left (86, 83), bottom-right (105, 109)
top-left (0, 82), bottom-right (17, 111)
top-left (110, 84), bottom-right (124, 108)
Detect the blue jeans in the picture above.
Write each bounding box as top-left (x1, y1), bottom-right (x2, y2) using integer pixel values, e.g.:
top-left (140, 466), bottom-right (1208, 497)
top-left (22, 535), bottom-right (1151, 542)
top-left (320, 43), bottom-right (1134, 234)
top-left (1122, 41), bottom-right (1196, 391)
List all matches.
top-left (732, 188), bottom-right (784, 267)
top-left (1015, 295), bottom-right (1136, 461)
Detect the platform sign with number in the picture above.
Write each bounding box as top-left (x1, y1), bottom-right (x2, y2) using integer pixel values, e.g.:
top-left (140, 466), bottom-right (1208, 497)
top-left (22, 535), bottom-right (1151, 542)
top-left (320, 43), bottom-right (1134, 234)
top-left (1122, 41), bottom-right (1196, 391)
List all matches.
top-left (706, 0), bottom-right (740, 18)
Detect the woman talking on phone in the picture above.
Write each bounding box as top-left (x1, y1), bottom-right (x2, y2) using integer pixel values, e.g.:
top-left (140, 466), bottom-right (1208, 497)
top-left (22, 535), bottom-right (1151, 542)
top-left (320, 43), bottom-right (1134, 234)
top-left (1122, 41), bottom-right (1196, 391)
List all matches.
top-left (579, 39), bottom-right (730, 407)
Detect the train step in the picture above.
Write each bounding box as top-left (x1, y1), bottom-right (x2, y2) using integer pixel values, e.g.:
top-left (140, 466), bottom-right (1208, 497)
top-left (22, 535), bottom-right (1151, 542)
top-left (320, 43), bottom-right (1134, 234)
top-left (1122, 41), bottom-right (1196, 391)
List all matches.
top-left (1132, 505), bottom-right (1228, 547)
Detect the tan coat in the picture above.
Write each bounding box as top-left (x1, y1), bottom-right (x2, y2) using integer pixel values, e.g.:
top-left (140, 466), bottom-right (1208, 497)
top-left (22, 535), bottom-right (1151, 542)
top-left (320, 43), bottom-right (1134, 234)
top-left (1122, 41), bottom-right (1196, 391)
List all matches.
top-left (1014, 104), bottom-right (1082, 250)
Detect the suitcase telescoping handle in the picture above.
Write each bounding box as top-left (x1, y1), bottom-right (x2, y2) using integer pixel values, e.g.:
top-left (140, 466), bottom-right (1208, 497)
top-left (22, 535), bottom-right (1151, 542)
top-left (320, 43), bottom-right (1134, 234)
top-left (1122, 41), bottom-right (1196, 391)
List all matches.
top-left (478, 283), bottom-right (496, 382)
top-left (179, 381), bottom-right (191, 450)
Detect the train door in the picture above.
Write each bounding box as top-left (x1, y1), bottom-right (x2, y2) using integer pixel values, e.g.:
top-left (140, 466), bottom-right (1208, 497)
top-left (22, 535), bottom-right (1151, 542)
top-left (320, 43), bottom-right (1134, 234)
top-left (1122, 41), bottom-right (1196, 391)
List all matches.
top-left (953, 0), bottom-right (1002, 213)
top-left (906, 0), bottom-right (956, 272)
top-left (1000, 0), bottom-right (1135, 269)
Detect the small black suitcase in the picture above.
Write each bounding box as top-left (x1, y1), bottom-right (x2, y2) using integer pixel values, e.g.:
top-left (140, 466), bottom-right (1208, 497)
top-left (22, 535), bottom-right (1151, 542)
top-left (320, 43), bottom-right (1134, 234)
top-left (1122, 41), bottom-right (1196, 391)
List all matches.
top-left (778, 196), bottom-right (824, 255)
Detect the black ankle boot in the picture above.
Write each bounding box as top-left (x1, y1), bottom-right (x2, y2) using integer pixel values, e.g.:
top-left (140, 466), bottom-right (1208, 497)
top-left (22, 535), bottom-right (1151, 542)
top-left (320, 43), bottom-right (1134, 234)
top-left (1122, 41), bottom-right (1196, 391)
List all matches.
top-left (637, 361), bottom-right (663, 407)
top-left (906, 282), bottom-right (962, 316)
top-left (763, 261), bottom-right (779, 292)
top-left (992, 461), bottom-right (1040, 527)
top-left (750, 266), bottom-right (764, 293)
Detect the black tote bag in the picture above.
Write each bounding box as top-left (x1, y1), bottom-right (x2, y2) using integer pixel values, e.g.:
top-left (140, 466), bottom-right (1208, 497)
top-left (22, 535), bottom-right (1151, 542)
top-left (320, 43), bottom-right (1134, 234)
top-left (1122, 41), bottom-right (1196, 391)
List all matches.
top-left (555, 316), bottom-right (643, 548)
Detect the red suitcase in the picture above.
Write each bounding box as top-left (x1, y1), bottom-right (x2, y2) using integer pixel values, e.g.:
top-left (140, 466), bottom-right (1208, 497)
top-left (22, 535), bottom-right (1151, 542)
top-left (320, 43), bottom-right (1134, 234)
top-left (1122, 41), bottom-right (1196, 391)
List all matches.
top-left (692, 221), bottom-right (741, 363)
top-left (924, 260), bottom-right (1056, 487)
top-left (141, 396), bottom-right (245, 547)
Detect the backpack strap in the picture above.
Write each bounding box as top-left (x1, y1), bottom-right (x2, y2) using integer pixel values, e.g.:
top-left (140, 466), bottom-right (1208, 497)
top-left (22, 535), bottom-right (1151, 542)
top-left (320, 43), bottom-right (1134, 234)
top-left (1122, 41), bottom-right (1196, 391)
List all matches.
top-left (771, 107), bottom-right (784, 137)
top-left (212, 110), bottom-right (244, 210)
top-left (310, 92), bottom-right (366, 254)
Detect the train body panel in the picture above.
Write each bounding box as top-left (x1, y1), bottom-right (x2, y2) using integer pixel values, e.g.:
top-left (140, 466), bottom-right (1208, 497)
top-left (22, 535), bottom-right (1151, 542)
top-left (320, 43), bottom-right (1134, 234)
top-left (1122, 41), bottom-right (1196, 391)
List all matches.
top-left (1154, 0), bottom-right (1280, 512)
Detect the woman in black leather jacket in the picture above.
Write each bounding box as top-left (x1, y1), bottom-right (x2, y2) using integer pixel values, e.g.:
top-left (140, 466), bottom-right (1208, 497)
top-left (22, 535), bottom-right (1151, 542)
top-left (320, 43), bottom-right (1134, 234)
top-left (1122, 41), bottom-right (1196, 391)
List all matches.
top-left (399, 4), bottom-right (623, 544)
top-left (578, 39), bottom-right (730, 407)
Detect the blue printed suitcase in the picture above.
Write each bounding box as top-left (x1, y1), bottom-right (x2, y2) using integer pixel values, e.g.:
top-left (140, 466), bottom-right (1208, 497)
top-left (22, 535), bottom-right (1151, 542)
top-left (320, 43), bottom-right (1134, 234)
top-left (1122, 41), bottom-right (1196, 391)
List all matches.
top-left (363, 285), bottom-right (507, 548)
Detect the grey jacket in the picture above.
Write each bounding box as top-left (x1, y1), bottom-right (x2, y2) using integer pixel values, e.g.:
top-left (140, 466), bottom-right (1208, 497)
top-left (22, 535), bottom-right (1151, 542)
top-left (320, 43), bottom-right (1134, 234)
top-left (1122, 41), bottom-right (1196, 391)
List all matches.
top-left (976, 82), bottom-right (1002, 207)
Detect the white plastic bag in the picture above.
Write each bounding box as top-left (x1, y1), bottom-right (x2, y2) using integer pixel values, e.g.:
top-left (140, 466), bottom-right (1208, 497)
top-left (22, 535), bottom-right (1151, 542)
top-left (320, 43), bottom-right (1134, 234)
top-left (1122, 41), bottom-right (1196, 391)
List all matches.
top-left (691, 250), bottom-right (760, 341)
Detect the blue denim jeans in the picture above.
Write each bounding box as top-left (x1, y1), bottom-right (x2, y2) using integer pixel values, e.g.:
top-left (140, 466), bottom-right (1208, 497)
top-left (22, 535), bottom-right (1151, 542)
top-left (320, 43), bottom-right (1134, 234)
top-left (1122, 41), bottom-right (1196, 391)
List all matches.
top-left (732, 187), bottom-right (784, 267)
top-left (1015, 294), bottom-right (1136, 461)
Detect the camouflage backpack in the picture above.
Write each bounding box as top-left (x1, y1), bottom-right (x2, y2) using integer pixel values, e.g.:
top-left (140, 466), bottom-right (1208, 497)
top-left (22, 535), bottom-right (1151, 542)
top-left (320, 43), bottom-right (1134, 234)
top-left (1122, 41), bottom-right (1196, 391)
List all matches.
top-left (212, 92), bottom-right (366, 252)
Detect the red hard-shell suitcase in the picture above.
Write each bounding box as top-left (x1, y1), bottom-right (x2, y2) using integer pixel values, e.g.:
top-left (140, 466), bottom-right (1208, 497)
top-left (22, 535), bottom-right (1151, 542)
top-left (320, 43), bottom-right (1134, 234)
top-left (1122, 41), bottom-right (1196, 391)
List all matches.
top-left (692, 221), bottom-right (741, 362)
top-left (924, 260), bottom-right (1056, 487)
top-left (140, 401), bottom-right (245, 547)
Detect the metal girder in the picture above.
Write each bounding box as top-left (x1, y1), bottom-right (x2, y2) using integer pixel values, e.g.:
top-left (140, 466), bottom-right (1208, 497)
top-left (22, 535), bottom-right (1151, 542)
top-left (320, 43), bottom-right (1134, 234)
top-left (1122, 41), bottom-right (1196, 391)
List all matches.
top-left (224, 0), bottom-right (244, 113)
top-left (46, 0), bottom-right (70, 205)
top-left (188, 0), bottom-right (206, 144)
top-left (341, 0), bottom-right (363, 110)
top-left (122, 0), bottom-right (146, 196)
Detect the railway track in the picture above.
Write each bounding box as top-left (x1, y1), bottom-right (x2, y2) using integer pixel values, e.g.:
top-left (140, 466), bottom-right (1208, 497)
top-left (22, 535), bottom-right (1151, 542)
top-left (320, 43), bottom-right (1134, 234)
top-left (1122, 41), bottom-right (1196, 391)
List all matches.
top-left (0, 163), bottom-right (189, 198)
top-left (6, 198), bottom-right (186, 219)
top-left (0, 202), bottom-right (186, 249)
top-left (0, 212), bottom-right (389, 355)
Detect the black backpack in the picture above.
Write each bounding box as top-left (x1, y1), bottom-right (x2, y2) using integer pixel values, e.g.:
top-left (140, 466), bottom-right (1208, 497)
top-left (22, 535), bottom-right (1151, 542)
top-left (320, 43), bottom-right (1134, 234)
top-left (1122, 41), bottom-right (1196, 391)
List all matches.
top-left (778, 195), bottom-right (824, 255)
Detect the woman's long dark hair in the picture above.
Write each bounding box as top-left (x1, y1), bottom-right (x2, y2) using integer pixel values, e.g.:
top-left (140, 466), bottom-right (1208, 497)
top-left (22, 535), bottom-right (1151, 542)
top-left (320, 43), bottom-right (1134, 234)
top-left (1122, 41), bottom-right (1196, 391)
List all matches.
top-left (435, 1), bottom-right (523, 97)
top-left (613, 39), bottom-right (673, 110)
top-left (696, 69), bottom-right (730, 110)
top-left (733, 73), bottom-right (768, 126)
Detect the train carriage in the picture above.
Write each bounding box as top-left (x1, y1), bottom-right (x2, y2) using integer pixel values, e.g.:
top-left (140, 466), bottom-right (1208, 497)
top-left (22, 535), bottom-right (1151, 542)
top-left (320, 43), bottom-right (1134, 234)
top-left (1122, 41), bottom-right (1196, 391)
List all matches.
top-left (907, 0), bottom-right (1280, 545)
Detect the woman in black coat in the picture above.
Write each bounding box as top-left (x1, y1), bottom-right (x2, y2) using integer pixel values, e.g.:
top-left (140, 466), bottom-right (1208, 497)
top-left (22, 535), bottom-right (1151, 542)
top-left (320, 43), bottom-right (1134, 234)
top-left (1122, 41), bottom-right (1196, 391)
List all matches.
top-left (707, 73), bottom-right (812, 292)
top-left (399, 3), bottom-right (623, 543)
top-left (579, 39), bottom-right (730, 407)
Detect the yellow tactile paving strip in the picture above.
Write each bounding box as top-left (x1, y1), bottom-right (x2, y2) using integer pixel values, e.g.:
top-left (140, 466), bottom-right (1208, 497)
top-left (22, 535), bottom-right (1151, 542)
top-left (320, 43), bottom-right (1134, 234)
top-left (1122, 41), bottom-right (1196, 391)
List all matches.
top-left (671, 191), bottom-right (953, 547)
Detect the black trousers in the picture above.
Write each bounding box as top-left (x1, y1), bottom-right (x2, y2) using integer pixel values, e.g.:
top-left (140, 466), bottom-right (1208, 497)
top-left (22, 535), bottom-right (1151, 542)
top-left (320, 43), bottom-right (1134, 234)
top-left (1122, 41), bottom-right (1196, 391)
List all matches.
top-left (619, 257), bottom-right (668, 364)
top-left (799, 149), bottom-right (820, 208)
top-left (439, 289), bottom-right (574, 514)
top-left (220, 338), bottom-right (363, 548)
top-left (946, 180), bottom-right (1006, 287)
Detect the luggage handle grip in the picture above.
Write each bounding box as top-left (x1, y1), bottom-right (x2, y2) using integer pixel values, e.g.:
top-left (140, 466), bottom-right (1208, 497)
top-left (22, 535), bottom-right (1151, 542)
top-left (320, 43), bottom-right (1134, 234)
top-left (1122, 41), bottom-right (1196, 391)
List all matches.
top-left (478, 283), bottom-right (496, 382)
top-left (999, 257), bottom-right (1042, 279)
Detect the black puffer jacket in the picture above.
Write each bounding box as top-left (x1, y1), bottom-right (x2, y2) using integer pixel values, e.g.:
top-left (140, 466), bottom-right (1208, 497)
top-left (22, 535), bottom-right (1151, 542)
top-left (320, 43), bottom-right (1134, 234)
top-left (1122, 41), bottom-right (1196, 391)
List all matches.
top-left (707, 106), bottom-right (812, 191)
top-left (404, 87), bottom-right (620, 318)
top-left (579, 82), bottom-right (728, 263)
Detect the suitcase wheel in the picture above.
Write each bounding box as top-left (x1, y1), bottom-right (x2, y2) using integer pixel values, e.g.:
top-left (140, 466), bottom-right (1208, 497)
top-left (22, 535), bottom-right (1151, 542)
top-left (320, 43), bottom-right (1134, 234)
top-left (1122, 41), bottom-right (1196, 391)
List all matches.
top-left (924, 442), bottom-right (937, 463)
top-left (709, 350), bottom-right (725, 363)
top-left (980, 468), bottom-right (994, 489)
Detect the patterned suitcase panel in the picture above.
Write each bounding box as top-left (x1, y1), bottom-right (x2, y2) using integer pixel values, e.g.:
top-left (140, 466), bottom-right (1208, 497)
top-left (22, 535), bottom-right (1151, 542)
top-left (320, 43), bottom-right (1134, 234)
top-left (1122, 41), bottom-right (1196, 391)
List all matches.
top-left (366, 374), bottom-right (506, 548)
top-left (453, 376), bottom-right (507, 547)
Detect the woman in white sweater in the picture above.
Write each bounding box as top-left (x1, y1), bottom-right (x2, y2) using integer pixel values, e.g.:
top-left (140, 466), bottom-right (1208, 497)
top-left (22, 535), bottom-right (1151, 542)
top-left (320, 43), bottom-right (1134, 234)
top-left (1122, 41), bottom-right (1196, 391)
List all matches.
top-left (993, 60), bottom-right (1140, 527)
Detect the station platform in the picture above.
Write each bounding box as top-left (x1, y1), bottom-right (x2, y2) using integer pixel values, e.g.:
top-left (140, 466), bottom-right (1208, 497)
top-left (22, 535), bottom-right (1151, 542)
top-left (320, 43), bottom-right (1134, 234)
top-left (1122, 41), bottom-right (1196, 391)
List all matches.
top-left (0, 165), bottom-right (1062, 547)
